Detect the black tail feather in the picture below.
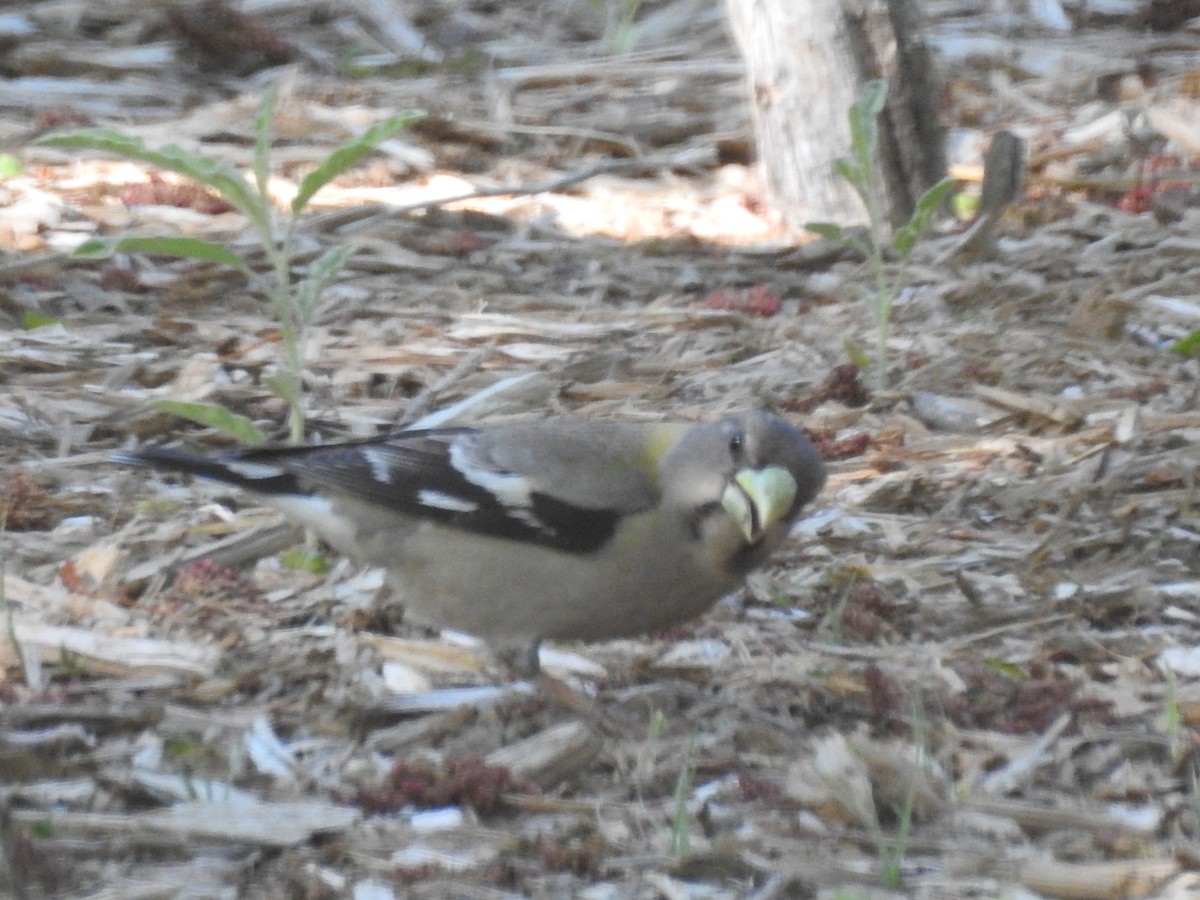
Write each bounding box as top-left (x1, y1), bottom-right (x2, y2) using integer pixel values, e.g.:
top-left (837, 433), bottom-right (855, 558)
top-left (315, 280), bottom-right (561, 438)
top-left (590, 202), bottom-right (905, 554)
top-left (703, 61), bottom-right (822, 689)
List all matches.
top-left (111, 448), bottom-right (304, 496)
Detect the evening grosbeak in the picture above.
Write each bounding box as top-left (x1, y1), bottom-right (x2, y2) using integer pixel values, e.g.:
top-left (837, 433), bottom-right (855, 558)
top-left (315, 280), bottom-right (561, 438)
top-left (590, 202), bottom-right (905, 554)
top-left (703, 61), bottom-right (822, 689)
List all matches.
top-left (115, 411), bottom-right (825, 674)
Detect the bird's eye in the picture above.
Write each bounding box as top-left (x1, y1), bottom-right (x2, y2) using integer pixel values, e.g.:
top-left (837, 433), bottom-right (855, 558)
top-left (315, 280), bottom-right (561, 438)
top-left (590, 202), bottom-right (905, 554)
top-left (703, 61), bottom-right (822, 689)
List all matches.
top-left (728, 430), bottom-right (744, 456)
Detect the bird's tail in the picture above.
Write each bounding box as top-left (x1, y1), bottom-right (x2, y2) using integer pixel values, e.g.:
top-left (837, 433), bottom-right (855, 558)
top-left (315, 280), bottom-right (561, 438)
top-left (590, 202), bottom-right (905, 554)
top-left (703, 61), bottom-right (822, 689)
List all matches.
top-left (111, 448), bottom-right (304, 496)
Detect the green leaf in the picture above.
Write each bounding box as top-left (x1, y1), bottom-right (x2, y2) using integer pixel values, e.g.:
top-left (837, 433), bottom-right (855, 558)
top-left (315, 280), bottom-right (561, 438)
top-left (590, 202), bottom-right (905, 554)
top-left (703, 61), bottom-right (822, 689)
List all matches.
top-left (1172, 329), bottom-right (1200, 356)
top-left (843, 338), bottom-right (871, 370)
top-left (849, 79), bottom-right (886, 175)
top-left (254, 85), bottom-right (278, 202)
top-left (891, 177), bottom-right (958, 257)
top-left (165, 737), bottom-right (204, 759)
top-left (307, 242), bottom-right (355, 283)
top-left (134, 496), bottom-right (184, 518)
top-left (291, 280), bottom-right (318, 326)
top-left (73, 235), bottom-right (248, 270)
top-left (804, 222), bottom-right (845, 242)
top-left (984, 657), bottom-right (1024, 680)
top-left (647, 710), bottom-right (668, 741)
top-left (291, 110), bottom-right (424, 213)
top-left (21, 312), bottom-right (61, 329)
top-left (151, 400), bottom-right (267, 445)
top-left (0, 153), bottom-right (22, 178)
top-left (857, 78), bottom-right (888, 118)
top-left (669, 738), bottom-right (697, 859)
top-left (833, 157), bottom-right (868, 199)
top-left (806, 221), bottom-right (870, 258)
top-left (37, 130), bottom-right (270, 234)
top-left (290, 244), bottom-right (354, 323)
top-left (280, 549), bottom-right (330, 574)
top-left (953, 190), bottom-right (979, 219)
top-left (832, 157), bottom-right (858, 180)
top-left (914, 176), bottom-right (960, 218)
top-left (263, 371), bottom-right (302, 408)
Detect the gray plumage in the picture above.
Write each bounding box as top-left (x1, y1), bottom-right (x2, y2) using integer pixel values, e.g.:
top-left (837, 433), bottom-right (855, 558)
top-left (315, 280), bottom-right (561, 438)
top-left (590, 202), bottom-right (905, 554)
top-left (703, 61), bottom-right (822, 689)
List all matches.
top-left (116, 410), bottom-right (825, 673)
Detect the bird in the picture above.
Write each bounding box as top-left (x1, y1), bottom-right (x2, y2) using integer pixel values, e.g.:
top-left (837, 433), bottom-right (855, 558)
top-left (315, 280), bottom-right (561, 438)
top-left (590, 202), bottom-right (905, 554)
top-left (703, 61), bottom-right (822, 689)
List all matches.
top-left (114, 410), bottom-right (825, 676)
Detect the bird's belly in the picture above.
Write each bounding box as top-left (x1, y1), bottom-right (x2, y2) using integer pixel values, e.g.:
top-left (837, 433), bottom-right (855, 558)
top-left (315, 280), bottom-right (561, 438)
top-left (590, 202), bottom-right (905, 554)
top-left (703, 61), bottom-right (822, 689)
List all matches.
top-left (369, 519), bottom-right (734, 645)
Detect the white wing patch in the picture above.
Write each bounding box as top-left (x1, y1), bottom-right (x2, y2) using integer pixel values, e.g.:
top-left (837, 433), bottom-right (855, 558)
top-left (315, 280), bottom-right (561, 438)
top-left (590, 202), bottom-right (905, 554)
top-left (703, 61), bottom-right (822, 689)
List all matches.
top-left (225, 460), bottom-right (289, 481)
top-left (448, 441), bottom-right (543, 529)
top-left (362, 447), bottom-right (395, 484)
top-left (417, 490), bottom-right (480, 513)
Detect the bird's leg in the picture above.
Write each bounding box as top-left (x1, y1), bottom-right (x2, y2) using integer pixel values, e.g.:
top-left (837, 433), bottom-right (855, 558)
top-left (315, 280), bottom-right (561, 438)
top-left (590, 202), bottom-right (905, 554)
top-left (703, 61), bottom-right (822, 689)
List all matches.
top-left (493, 638), bottom-right (636, 736)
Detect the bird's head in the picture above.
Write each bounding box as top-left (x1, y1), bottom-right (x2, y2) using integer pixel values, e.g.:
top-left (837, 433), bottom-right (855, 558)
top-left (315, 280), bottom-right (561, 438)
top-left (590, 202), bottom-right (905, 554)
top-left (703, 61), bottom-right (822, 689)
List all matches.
top-left (664, 410), bottom-right (825, 562)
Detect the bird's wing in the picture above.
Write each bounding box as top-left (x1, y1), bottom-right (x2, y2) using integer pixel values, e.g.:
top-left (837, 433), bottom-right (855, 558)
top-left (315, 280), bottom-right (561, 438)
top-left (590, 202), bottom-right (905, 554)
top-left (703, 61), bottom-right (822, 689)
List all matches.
top-left (119, 423), bottom-right (664, 554)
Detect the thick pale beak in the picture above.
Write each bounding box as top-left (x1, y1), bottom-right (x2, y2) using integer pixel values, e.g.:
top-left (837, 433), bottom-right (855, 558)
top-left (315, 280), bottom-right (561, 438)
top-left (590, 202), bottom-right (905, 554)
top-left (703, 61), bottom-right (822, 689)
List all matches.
top-left (721, 466), bottom-right (799, 544)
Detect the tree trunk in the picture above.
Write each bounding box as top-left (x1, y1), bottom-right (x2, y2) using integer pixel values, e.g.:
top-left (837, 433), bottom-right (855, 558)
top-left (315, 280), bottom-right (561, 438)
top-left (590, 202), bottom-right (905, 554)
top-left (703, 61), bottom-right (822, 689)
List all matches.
top-left (725, 0), bottom-right (944, 231)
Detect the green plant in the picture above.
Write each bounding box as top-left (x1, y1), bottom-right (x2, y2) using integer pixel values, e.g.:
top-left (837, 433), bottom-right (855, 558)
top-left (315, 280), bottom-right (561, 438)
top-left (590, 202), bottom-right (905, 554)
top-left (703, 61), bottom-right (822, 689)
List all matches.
top-left (647, 709), bottom-right (668, 741)
top-left (669, 736), bottom-right (697, 858)
top-left (1189, 762), bottom-right (1200, 838)
top-left (874, 696), bottom-right (927, 888)
top-left (588, 0), bottom-right (643, 54)
top-left (21, 312), bottom-right (60, 330)
top-left (819, 564), bottom-right (870, 644)
top-left (0, 526), bottom-right (23, 685)
top-left (38, 91), bottom-right (423, 444)
top-left (806, 79), bottom-right (957, 392)
top-left (823, 568), bottom-right (859, 644)
top-left (1173, 329), bottom-right (1200, 358)
top-left (879, 766), bottom-right (917, 888)
top-left (1164, 667), bottom-right (1183, 765)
